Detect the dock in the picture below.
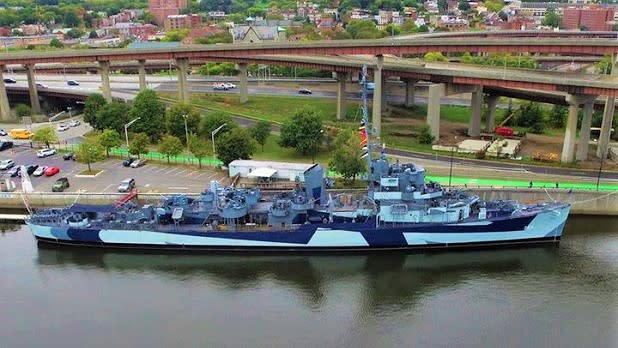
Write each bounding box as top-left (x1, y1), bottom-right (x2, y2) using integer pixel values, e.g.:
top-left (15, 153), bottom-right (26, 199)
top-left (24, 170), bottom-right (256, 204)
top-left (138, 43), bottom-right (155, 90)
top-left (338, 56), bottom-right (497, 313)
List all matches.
top-left (0, 214), bottom-right (29, 222)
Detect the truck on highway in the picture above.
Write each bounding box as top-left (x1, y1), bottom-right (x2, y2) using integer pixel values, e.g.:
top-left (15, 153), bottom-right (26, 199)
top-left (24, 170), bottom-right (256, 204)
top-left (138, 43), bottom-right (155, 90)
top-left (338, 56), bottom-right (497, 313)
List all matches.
top-left (9, 128), bottom-right (33, 139)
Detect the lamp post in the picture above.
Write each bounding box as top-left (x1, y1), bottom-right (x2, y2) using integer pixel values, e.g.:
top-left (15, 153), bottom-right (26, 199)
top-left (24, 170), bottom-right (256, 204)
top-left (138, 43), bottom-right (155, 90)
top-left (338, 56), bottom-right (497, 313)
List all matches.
top-left (124, 117), bottom-right (141, 149)
top-left (211, 123), bottom-right (227, 165)
top-left (182, 114), bottom-right (189, 152)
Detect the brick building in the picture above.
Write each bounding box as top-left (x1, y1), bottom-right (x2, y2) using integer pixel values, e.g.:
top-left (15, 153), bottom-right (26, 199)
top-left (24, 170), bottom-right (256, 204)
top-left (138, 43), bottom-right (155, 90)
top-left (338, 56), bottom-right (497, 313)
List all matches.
top-left (148, 0), bottom-right (188, 25)
top-left (562, 6), bottom-right (615, 31)
top-left (164, 14), bottom-right (202, 30)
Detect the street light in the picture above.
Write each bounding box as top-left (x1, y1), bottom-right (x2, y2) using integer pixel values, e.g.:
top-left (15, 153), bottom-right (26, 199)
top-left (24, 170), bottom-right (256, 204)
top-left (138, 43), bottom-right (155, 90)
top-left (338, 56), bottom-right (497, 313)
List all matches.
top-left (182, 114), bottom-right (189, 152)
top-left (211, 123), bottom-right (227, 165)
top-left (124, 117), bottom-right (141, 149)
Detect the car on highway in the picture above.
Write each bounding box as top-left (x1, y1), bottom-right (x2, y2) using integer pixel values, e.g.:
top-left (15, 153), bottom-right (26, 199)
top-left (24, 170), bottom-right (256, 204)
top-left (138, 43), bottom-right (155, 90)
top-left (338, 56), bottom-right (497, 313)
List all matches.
top-left (37, 148), bottom-right (56, 158)
top-left (223, 82), bottom-right (236, 89)
top-left (68, 120), bottom-right (81, 127)
top-left (0, 159), bottom-right (14, 170)
top-left (0, 140), bottom-right (13, 151)
top-left (36, 82), bottom-right (48, 89)
top-left (213, 83), bottom-right (229, 91)
top-left (298, 88), bottom-right (312, 95)
top-left (0, 129), bottom-right (7, 136)
top-left (130, 158), bottom-right (147, 168)
top-left (67, 80), bottom-right (79, 86)
top-left (52, 177), bottom-right (70, 192)
top-left (44, 166), bottom-right (60, 176)
top-left (3, 78), bottom-right (16, 84)
top-left (63, 152), bottom-right (75, 160)
top-left (9, 129), bottom-right (33, 139)
top-left (32, 166), bottom-right (48, 177)
top-left (117, 178), bottom-right (136, 192)
top-left (57, 124), bottom-right (69, 132)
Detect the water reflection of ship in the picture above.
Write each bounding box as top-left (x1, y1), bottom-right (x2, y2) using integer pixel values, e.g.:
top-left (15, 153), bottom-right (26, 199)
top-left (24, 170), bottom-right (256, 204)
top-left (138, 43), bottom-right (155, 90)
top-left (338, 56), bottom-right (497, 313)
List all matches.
top-left (36, 245), bottom-right (560, 309)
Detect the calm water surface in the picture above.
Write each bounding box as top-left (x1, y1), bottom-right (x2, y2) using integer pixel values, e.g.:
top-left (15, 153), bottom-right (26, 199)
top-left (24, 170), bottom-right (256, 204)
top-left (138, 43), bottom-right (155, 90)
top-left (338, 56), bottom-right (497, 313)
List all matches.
top-left (1, 216), bottom-right (616, 348)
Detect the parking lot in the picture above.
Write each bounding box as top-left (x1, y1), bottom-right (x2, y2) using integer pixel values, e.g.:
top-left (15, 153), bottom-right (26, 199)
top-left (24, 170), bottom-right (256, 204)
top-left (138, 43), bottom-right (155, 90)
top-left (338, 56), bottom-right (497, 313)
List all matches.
top-left (0, 145), bottom-right (227, 193)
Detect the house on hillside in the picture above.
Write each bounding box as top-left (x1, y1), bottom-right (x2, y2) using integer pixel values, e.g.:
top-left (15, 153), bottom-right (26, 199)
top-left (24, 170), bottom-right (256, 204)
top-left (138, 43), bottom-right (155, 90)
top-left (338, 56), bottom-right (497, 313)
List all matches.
top-left (232, 25), bottom-right (286, 43)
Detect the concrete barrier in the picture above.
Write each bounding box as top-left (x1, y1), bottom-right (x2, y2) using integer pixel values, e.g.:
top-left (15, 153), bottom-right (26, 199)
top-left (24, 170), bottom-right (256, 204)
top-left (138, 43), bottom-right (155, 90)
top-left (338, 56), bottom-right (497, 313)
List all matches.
top-left (0, 188), bottom-right (616, 215)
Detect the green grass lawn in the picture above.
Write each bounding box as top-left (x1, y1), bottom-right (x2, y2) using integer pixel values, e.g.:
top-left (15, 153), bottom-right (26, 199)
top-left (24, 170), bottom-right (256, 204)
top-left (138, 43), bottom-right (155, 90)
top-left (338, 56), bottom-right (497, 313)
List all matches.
top-left (252, 134), bottom-right (333, 166)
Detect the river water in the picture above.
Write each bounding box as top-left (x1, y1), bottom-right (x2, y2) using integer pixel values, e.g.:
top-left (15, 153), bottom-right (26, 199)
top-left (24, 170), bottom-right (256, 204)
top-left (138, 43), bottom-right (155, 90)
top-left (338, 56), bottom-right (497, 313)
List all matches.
top-left (1, 216), bottom-right (616, 348)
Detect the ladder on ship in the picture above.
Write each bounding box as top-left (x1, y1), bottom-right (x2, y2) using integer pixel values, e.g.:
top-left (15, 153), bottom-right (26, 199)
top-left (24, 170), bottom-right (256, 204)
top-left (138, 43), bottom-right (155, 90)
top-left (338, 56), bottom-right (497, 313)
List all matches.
top-left (115, 189), bottom-right (138, 208)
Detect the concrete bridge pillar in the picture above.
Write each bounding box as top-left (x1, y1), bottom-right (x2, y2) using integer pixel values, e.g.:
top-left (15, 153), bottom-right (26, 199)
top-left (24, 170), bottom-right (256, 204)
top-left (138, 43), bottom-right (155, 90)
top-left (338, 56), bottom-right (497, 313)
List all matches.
top-left (372, 55), bottom-right (383, 137)
top-left (596, 97), bottom-right (615, 159)
top-left (336, 72), bottom-right (347, 120)
top-left (176, 58), bottom-right (190, 103)
top-left (0, 66), bottom-right (11, 120)
top-left (404, 78), bottom-right (417, 107)
top-left (237, 63), bottom-right (248, 104)
top-left (98, 60), bottom-right (112, 102)
top-left (138, 60), bottom-right (147, 90)
top-left (468, 87), bottom-right (483, 137)
top-left (381, 78), bottom-right (389, 115)
top-left (576, 100), bottom-right (594, 161)
top-left (485, 94), bottom-right (498, 131)
top-left (562, 94), bottom-right (593, 163)
top-left (24, 64), bottom-right (41, 114)
top-left (427, 83), bottom-right (445, 141)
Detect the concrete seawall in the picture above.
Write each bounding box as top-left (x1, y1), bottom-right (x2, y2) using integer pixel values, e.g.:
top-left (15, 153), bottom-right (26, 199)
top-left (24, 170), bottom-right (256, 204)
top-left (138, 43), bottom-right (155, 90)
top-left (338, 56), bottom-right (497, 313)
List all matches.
top-left (0, 188), bottom-right (616, 216)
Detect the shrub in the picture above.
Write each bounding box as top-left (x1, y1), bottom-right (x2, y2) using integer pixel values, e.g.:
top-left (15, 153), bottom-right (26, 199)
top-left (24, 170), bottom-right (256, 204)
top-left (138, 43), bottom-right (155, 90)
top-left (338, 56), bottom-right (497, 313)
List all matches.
top-left (417, 125), bottom-right (435, 144)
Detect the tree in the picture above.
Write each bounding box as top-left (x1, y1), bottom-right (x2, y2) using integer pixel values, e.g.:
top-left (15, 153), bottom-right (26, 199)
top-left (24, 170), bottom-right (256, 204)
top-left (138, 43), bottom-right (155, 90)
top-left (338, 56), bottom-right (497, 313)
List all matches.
top-left (158, 135), bottom-right (183, 164)
top-left (165, 103), bottom-right (200, 143)
top-left (162, 29), bottom-right (189, 42)
top-left (129, 133), bottom-right (149, 158)
top-left (129, 89), bottom-right (166, 142)
top-left (328, 129), bottom-right (365, 183)
top-left (417, 125), bottom-right (435, 144)
top-left (99, 129), bottom-right (122, 157)
top-left (216, 128), bottom-right (255, 166)
top-left (424, 52), bottom-right (448, 62)
top-left (49, 38), bottom-right (64, 48)
top-left (76, 136), bottom-right (105, 172)
top-left (84, 93), bottom-right (107, 128)
top-left (548, 105), bottom-right (567, 128)
top-left (63, 11), bottom-right (81, 27)
top-left (66, 28), bottom-right (84, 39)
top-left (95, 102), bottom-right (130, 133)
top-left (89, 30), bottom-right (98, 39)
top-left (485, 0), bottom-right (504, 13)
top-left (596, 54), bottom-right (613, 75)
top-left (15, 104), bottom-right (31, 117)
top-left (515, 102), bottom-right (545, 134)
top-left (458, 0), bottom-right (471, 11)
top-left (542, 7), bottom-right (561, 28)
top-left (250, 120), bottom-right (271, 151)
top-left (32, 126), bottom-right (58, 148)
top-left (279, 109), bottom-right (324, 161)
top-left (189, 134), bottom-right (210, 169)
top-left (199, 111), bottom-right (236, 137)
top-left (345, 20), bottom-right (385, 39)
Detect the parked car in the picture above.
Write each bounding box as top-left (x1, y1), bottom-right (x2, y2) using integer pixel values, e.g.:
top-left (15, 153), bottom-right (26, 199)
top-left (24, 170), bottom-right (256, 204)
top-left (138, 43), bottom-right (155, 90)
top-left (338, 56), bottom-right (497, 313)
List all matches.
top-left (32, 166), bottom-right (48, 177)
top-left (36, 82), bottom-right (48, 89)
top-left (22, 164), bottom-right (38, 176)
top-left (44, 166), bottom-right (60, 176)
top-left (0, 140), bottom-right (13, 151)
top-left (122, 157), bottom-right (135, 167)
top-left (57, 124), bottom-right (69, 132)
top-left (63, 152), bottom-right (75, 160)
top-left (117, 178), bottom-right (136, 192)
top-left (0, 129), bottom-right (7, 136)
top-left (37, 148), bottom-right (56, 158)
top-left (3, 78), bottom-right (16, 84)
top-left (68, 120), bottom-right (81, 127)
top-left (0, 159), bottom-right (14, 170)
top-left (52, 177), bottom-right (70, 192)
top-left (298, 88), bottom-right (312, 95)
top-left (67, 80), bottom-right (79, 86)
top-left (8, 167), bottom-right (19, 177)
top-left (130, 158), bottom-right (147, 168)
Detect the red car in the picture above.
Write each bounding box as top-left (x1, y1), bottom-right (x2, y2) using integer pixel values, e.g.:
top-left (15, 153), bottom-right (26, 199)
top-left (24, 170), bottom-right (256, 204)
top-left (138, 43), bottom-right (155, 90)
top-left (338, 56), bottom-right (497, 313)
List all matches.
top-left (44, 166), bottom-right (60, 176)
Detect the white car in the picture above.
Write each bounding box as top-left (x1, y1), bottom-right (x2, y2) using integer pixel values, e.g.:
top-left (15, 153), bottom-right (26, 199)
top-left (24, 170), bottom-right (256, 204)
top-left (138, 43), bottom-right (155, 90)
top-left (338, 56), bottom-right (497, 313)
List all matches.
top-left (36, 82), bottom-right (49, 89)
top-left (213, 83), bottom-right (228, 91)
top-left (0, 129), bottom-right (7, 136)
top-left (32, 165), bottom-right (48, 177)
top-left (37, 148), bottom-right (56, 158)
top-left (57, 124), bottom-right (69, 132)
top-left (0, 159), bottom-right (14, 170)
top-left (68, 120), bottom-right (81, 127)
top-left (223, 82), bottom-right (236, 89)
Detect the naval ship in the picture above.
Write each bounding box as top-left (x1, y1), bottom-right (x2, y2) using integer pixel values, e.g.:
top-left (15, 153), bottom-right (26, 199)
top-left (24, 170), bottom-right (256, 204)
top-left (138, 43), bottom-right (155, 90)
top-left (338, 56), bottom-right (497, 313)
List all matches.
top-left (25, 68), bottom-right (570, 252)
